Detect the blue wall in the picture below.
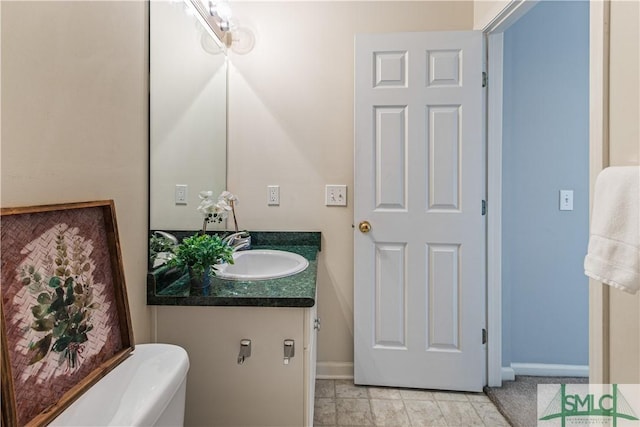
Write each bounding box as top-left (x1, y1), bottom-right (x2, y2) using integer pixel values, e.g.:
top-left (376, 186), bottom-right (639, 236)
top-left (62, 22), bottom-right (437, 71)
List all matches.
top-left (502, 1), bottom-right (590, 367)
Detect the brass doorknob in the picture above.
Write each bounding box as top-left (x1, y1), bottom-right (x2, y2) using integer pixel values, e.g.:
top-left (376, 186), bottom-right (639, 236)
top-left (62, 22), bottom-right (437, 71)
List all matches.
top-left (358, 221), bottom-right (371, 233)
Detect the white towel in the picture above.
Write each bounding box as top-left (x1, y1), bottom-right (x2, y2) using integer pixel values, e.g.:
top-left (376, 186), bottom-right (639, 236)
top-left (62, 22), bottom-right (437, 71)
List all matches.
top-left (584, 166), bottom-right (640, 294)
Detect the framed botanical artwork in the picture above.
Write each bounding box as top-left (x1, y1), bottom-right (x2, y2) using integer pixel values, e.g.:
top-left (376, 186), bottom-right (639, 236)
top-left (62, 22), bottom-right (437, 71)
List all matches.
top-left (1, 200), bottom-right (134, 426)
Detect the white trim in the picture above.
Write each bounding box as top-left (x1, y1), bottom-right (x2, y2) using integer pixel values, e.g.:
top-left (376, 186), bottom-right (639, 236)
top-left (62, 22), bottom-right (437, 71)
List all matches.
top-left (316, 362), bottom-right (354, 380)
top-left (486, 32), bottom-right (504, 388)
top-left (482, 0), bottom-right (540, 34)
top-left (484, 0), bottom-right (557, 390)
top-left (484, 0), bottom-right (536, 388)
top-left (501, 366), bottom-right (515, 381)
top-left (588, 0), bottom-right (610, 385)
top-left (510, 363), bottom-right (589, 378)
top-left (501, 363), bottom-right (590, 381)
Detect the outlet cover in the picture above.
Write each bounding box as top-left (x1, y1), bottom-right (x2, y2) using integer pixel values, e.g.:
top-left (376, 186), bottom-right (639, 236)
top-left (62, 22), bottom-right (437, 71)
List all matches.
top-left (326, 185), bottom-right (347, 206)
top-left (267, 185), bottom-right (280, 206)
top-left (175, 184), bottom-right (188, 205)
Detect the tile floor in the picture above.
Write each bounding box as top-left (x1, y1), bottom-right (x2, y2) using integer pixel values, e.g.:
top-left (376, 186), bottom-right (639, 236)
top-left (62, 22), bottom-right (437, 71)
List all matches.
top-left (314, 380), bottom-right (509, 427)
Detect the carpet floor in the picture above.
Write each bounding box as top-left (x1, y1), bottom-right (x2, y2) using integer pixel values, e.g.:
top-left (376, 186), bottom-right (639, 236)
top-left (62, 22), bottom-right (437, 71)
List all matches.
top-left (484, 376), bottom-right (589, 427)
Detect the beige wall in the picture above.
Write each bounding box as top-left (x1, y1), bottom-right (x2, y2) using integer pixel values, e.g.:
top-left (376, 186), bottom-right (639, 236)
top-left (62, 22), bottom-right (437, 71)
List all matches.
top-left (1, 1), bottom-right (151, 343)
top-left (219, 1), bottom-right (473, 370)
top-left (608, 0), bottom-right (640, 166)
top-left (604, 0), bottom-right (640, 384)
top-left (473, 0), bottom-right (510, 29)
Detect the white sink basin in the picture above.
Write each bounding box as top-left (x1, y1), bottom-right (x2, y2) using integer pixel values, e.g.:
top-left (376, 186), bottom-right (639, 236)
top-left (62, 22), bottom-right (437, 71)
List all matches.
top-left (215, 250), bottom-right (309, 281)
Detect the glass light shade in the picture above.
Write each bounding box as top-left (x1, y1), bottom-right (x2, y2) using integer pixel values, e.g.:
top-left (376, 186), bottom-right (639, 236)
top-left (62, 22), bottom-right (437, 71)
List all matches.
top-left (215, 1), bottom-right (233, 21)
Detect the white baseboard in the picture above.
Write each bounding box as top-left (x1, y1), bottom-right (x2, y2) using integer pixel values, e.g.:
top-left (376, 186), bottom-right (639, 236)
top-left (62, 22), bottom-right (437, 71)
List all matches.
top-left (318, 361), bottom-right (587, 382)
top-left (316, 362), bottom-right (354, 380)
top-left (502, 363), bottom-right (589, 380)
top-left (501, 366), bottom-right (515, 381)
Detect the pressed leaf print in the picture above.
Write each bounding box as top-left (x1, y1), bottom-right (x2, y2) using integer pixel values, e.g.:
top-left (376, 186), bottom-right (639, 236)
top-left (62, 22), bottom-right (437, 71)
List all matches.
top-left (11, 223), bottom-right (112, 382)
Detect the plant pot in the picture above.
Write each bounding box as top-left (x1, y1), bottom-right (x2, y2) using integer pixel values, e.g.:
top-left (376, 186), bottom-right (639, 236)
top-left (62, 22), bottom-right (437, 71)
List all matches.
top-left (188, 265), bottom-right (211, 296)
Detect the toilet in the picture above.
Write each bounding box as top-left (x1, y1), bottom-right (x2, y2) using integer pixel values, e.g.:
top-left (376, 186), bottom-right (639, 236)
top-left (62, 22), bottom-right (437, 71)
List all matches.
top-left (49, 343), bottom-right (189, 427)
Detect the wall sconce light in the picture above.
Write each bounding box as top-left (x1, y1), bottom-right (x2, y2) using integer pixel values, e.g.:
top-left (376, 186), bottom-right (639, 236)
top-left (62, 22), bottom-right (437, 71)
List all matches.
top-left (187, 0), bottom-right (255, 55)
top-left (209, 1), bottom-right (233, 27)
top-left (188, 0), bottom-right (233, 48)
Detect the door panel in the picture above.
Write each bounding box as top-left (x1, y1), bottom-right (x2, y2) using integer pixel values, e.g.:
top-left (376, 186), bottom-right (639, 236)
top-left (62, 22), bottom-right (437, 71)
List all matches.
top-left (375, 107), bottom-right (407, 210)
top-left (354, 31), bottom-right (485, 392)
top-left (374, 243), bottom-right (407, 349)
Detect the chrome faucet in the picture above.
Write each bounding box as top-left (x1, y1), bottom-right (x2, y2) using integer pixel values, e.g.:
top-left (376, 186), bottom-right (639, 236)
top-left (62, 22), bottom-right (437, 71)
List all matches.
top-left (222, 231), bottom-right (251, 252)
top-left (154, 230), bottom-right (178, 245)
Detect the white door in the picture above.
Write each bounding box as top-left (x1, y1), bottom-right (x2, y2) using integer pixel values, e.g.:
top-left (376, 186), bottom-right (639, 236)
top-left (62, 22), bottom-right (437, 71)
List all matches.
top-left (354, 31), bottom-right (486, 392)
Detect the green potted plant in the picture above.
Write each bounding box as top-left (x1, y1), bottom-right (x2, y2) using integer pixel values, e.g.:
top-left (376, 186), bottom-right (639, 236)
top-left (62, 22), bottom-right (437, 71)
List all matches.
top-left (169, 233), bottom-right (233, 294)
top-left (148, 231), bottom-right (178, 270)
top-left (167, 190), bottom-right (239, 295)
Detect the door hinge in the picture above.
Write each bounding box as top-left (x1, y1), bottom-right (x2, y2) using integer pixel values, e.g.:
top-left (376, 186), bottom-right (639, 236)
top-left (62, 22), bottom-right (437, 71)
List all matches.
top-left (482, 71), bottom-right (487, 88)
top-left (482, 328), bottom-right (487, 345)
top-left (482, 200), bottom-right (486, 216)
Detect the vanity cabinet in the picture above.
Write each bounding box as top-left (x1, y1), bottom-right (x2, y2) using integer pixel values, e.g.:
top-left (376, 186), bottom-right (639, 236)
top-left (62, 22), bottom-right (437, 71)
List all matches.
top-left (155, 303), bottom-right (318, 427)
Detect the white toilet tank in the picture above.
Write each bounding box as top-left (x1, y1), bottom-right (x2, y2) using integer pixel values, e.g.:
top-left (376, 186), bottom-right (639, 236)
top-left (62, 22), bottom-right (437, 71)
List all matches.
top-left (49, 343), bottom-right (189, 427)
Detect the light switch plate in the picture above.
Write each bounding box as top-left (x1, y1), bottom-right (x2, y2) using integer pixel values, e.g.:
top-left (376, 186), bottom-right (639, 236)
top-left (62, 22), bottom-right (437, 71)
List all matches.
top-left (326, 185), bottom-right (347, 206)
top-left (560, 190), bottom-right (573, 211)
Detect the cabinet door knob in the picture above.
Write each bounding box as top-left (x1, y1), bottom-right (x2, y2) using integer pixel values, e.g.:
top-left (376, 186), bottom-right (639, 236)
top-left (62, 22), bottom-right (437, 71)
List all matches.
top-left (358, 221), bottom-right (371, 233)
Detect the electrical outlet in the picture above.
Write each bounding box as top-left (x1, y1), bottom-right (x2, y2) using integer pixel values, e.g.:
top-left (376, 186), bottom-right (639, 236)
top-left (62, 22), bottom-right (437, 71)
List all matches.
top-left (175, 184), bottom-right (188, 205)
top-left (268, 185), bottom-right (280, 206)
top-left (325, 185), bottom-right (347, 206)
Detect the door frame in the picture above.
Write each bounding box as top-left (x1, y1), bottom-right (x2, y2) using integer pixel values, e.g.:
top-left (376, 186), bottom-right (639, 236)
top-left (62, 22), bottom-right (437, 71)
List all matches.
top-left (483, 0), bottom-right (539, 388)
top-left (585, 0), bottom-right (610, 386)
top-left (483, 0), bottom-right (607, 387)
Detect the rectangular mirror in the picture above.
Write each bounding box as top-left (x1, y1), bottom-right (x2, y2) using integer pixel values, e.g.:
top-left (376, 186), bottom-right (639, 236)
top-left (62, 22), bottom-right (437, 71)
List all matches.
top-left (150, 0), bottom-right (228, 233)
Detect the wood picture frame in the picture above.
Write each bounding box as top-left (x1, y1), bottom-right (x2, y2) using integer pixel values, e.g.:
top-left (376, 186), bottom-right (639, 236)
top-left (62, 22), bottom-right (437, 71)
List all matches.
top-left (1, 200), bottom-right (134, 426)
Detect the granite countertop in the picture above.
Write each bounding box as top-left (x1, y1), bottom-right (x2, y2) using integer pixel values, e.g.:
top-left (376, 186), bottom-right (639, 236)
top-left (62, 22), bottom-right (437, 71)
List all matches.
top-left (146, 232), bottom-right (320, 308)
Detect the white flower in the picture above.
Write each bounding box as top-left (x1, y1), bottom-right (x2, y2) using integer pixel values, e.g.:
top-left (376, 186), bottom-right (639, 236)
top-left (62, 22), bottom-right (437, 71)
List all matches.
top-left (215, 199), bottom-right (233, 213)
top-left (197, 190), bottom-right (240, 232)
top-left (198, 191), bottom-right (231, 224)
top-left (218, 191), bottom-right (238, 204)
top-left (199, 190), bottom-right (214, 200)
top-left (218, 190), bottom-right (240, 232)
